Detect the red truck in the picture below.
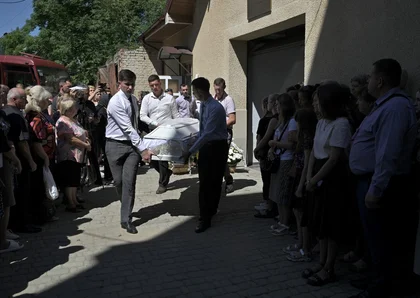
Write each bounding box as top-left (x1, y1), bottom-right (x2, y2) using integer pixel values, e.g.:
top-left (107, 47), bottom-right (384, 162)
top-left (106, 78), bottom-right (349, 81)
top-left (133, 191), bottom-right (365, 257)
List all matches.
top-left (0, 53), bottom-right (69, 95)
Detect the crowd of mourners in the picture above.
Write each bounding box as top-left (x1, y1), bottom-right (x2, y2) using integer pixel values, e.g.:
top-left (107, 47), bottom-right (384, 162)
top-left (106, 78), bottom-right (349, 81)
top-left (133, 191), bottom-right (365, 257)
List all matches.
top-left (0, 73), bottom-right (234, 251)
top-left (253, 58), bottom-right (420, 297)
top-left (0, 57), bottom-right (419, 298)
top-left (0, 79), bottom-right (119, 245)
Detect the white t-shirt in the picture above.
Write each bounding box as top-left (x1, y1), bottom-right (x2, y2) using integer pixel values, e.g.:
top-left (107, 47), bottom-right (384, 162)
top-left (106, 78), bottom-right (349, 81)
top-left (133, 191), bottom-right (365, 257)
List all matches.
top-left (313, 117), bottom-right (352, 159)
top-left (273, 118), bottom-right (297, 160)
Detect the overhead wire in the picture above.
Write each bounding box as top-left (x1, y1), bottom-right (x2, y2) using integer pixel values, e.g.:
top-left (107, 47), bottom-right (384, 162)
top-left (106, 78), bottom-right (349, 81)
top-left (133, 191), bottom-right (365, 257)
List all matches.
top-left (0, 0), bottom-right (27, 4)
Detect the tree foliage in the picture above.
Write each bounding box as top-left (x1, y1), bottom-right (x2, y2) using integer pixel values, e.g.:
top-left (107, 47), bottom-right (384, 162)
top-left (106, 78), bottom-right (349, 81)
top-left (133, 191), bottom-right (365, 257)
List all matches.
top-left (0, 0), bottom-right (166, 83)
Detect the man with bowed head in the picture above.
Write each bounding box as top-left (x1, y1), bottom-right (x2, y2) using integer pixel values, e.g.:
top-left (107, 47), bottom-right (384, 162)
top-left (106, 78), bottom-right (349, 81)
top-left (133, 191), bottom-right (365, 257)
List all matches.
top-left (105, 69), bottom-right (153, 234)
top-left (181, 77), bottom-right (228, 233)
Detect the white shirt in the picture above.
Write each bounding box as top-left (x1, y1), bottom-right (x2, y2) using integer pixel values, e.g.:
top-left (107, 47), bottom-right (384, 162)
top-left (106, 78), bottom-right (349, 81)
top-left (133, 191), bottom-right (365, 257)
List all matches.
top-left (313, 117), bottom-right (352, 159)
top-left (273, 118), bottom-right (297, 160)
top-left (140, 91), bottom-right (179, 126)
top-left (106, 90), bottom-right (146, 151)
top-left (215, 92), bottom-right (236, 126)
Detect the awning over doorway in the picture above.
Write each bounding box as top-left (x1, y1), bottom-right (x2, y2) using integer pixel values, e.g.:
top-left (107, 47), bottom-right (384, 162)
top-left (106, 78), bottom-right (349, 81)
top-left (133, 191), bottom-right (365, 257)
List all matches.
top-left (158, 46), bottom-right (192, 60)
top-left (139, 0), bottom-right (195, 43)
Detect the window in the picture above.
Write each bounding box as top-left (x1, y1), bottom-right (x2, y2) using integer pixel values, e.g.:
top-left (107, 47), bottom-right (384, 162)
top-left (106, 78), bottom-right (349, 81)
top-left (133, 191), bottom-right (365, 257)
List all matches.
top-left (4, 64), bottom-right (36, 88)
top-left (159, 75), bottom-right (182, 97)
top-left (36, 66), bottom-right (70, 96)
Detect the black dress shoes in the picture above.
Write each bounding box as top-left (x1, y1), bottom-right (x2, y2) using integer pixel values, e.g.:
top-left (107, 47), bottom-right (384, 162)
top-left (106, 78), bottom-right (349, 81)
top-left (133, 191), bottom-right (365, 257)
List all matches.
top-left (16, 224), bottom-right (42, 233)
top-left (195, 220), bottom-right (211, 233)
top-left (121, 222), bottom-right (138, 234)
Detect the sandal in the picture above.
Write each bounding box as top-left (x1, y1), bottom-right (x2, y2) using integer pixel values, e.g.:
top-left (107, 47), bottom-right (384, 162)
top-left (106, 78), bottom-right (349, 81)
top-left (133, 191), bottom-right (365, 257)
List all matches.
top-left (282, 244), bottom-right (301, 254)
top-left (302, 263), bottom-right (324, 279)
top-left (349, 259), bottom-right (368, 273)
top-left (307, 269), bottom-right (336, 286)
top-left (287, 249), bottom-right (312, 262)
top-left (0, 240), bottom-right (24, 254)
top-left (342, 250), bottom-right (359, 263)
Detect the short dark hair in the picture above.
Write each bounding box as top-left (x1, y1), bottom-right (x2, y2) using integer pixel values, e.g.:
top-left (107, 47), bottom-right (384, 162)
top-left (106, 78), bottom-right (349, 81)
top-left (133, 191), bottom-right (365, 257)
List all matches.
top-left (214, 78), bottom-right (226, 88)
top-left (180, 83), bottom-right (188, 88)
top-left (317, 82), bottom-right (348, 120)
top-left (298, 85), bottom-right (316, 104)
top-left (295, 109), bottom-right (318, 134)
top-left (165, 88), bottom-right (173, 93)
top-left (147, 74), bottom-right (160, 83)
top-left (192, 77), bottom-right (210, 93)
top-left (372, 58), bottom-right (402, 88)
top-left (276, 93), bottom-right (295, 121)
top-left (58, 78), bottom-right (70, 87)
top-left (119, 69), bottom-right (136, 82)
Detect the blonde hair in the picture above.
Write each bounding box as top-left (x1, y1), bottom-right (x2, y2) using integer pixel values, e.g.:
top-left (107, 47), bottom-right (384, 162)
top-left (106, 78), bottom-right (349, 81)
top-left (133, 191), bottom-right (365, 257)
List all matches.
top-left (88, 85), bottom-right (95, 90)
top-left (25, 85), bottom-right (52, 113)
top-left (60, 98), bottom-right (77, 116)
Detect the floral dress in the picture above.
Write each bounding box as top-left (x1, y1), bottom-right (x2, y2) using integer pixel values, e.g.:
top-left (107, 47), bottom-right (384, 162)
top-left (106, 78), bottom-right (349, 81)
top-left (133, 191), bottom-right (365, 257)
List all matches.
top-left (27, 111), bottom-right (56, 161)
top-left (56, 116), bottom-right (87, 164)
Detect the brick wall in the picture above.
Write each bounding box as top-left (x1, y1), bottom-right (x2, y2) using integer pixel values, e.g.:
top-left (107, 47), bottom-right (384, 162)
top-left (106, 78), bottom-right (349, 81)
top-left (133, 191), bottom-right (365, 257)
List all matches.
top-left (115, 44), bottom-right (162, 98)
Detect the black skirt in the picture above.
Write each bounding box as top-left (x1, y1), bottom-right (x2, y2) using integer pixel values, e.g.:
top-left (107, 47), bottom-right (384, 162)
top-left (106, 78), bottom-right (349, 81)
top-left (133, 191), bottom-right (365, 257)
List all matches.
top-left (301, 158), bottom-right (348, 241)
top-left (56, 160), bottom-right (82, 188)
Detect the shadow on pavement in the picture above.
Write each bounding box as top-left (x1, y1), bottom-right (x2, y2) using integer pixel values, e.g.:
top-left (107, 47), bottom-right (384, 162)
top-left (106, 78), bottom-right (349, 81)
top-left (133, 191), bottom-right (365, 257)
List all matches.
top-left (0, 186), bottom-right (120, 298)
top-left (132, 178), bottom-right (258, 227)
top-left (9, 191), bottom-right (363, 298)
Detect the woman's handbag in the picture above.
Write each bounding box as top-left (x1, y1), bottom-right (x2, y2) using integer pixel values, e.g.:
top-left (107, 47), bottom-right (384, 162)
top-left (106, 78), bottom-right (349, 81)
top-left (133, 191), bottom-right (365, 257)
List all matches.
top-left (260, 121), bottom-right (290, 173)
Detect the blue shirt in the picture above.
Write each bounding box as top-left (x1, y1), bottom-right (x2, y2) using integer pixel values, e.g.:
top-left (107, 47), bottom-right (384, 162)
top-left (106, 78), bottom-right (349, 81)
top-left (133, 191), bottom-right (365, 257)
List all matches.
top-left (189, 96), bottom-right (228, 154)
top-left (349, 88), bottom-right (417, 197)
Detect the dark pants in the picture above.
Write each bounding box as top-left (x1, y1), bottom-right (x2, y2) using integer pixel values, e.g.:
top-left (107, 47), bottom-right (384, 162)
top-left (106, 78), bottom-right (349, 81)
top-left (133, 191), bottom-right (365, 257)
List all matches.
top-left (106, 140), bottom-right (140, 224)
top-left (10, 166), bottom-right (32, 229)
top-left (88, 146), bottom-right (102, 184)
top-left (260, 165), bottom-right (271, 201)
top-left (150, 161), bottom-right (171, 187)
top-left (356, 174), bottom-right (418, 297)
top-left (198, 140), bottom-right (228, 221)
top-left (97, 134), bottom-right (112, 180)
top-left (223, 129), bottom-right (233, 185)
top-left (30, 158), bottom-right (56, 223)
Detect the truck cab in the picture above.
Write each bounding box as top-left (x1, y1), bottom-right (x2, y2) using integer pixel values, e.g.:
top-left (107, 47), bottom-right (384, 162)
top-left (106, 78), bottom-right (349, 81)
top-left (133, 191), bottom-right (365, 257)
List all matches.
top-left (0, 53), bottom-right (69, 95)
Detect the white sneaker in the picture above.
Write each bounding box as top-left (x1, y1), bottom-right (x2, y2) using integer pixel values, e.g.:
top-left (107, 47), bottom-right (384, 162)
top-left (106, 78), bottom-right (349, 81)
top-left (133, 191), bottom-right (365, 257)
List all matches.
top-left (6, 230), bottom-right (20, 240)
top-left (271, 224), bottom-right (289, 236)
top-left (226, 184), bottom-right (234, 193)
top-left (270, 222), bottom-right (282, 231)
top-left (254, 202), bottom-right (268, 211)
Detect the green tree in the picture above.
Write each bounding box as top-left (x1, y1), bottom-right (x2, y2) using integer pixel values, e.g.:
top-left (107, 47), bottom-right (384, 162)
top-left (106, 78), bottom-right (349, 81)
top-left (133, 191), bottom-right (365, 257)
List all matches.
top-left (0, 0), bottom-right (166, 83)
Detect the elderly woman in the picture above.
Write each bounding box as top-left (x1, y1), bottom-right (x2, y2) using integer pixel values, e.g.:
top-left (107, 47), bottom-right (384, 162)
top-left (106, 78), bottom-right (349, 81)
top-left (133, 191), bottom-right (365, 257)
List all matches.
top-left (25, 85), bottom-right (58, 223)
top-left (56, 96), bottom-right (91, 212)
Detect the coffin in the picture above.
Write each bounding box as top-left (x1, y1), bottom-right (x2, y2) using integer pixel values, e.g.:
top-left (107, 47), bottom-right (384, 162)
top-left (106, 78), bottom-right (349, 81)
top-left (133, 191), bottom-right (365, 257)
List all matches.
top-left (143, 118), bottom-right (199, 163)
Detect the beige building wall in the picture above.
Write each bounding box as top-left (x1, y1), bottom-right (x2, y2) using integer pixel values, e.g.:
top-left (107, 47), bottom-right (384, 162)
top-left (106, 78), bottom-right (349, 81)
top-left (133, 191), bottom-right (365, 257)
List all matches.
top-left (162, 0), bottom-right (420, 164)
top-left (116, 45), bottom-right (163, 96)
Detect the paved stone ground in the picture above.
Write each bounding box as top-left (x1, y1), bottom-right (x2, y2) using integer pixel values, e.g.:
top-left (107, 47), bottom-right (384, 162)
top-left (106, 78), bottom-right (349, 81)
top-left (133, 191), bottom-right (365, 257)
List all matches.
top-left (0, 166), bottom-right (363, 298)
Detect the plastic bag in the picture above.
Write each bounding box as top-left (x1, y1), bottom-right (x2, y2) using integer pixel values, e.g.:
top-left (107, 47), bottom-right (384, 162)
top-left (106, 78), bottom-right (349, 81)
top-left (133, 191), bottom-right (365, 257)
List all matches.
top-left (43, 166), bottom-right (59, 200)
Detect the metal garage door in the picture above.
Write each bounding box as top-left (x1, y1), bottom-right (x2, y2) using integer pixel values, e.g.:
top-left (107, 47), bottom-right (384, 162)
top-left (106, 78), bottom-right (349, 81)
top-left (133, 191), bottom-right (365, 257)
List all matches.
top-left (247, 40), bottom-right (304, 164)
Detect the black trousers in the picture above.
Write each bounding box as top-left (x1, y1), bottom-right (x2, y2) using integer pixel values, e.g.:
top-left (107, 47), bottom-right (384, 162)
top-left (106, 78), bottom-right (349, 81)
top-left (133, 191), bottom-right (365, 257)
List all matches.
top-left (223, 129), bottom-right (233, 185)
top-left (97, 133), bottom-right (112, 180)
top-left (10, 166), bottom-right (32, 229)
top-left (356, 174), bottom-right (418, 297)
top-left (150, 161), bottom-right (171, 187)
top-left (259, 165), bottom-right (271, 201)
top-left (198, 140), bottom-right (228, 221)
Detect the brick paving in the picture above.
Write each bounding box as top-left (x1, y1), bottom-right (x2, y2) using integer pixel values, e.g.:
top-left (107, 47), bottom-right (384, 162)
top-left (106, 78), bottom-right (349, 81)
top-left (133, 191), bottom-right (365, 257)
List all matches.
top-left (0, 166), bottom-right (360, 298)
